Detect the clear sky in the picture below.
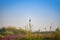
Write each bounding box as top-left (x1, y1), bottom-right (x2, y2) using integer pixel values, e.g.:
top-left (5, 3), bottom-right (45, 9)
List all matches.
top-left (0, 0), bottom-right (60, 31)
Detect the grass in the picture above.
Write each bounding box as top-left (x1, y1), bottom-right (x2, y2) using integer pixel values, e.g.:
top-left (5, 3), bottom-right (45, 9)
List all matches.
top-left (19, 36), bottom-right (55, 40)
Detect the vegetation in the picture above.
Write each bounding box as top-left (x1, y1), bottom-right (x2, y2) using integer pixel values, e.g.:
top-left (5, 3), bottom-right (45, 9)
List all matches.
top-left (55, 28), bottom-right (60, 40)
top-left (0, 26), bottom-right (60, 40)
top-left (0, 26), bottom-right (26, 35)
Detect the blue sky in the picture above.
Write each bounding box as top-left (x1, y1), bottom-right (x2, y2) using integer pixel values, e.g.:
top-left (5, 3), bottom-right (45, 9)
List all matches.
top-left (0, 0), bottom-right (60, 31)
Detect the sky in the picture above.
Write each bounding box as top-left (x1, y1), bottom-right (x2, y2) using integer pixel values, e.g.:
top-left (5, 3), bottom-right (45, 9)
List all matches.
top-left (0, 0), bottom-right (60, 31)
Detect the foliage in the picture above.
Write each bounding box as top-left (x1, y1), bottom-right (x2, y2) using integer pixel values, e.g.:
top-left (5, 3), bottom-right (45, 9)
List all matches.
top-left (55, 28), bottom-right (60, 40)
top-left (0, 26), bottom-right (26, 35)
top-left (0, 35), bottom-right (4, 38)
top-left (0, 26), bottom-right (59, 40)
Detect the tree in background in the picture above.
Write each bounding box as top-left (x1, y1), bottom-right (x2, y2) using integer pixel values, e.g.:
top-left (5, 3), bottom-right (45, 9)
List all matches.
top-left (50, 24), bottom-right (52, 32)
top-left (44, 27), bottom-right (46, 31)
top-left (0, 27), bottom-right (7, 35)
